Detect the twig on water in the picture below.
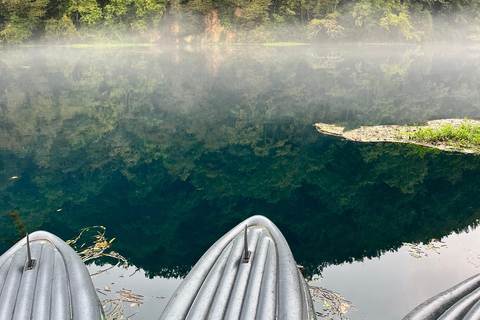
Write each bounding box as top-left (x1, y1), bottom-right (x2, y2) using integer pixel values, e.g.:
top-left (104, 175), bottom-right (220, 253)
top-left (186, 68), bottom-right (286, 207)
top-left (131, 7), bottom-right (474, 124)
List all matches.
top-left (309, 285), bottom-right (356, 320)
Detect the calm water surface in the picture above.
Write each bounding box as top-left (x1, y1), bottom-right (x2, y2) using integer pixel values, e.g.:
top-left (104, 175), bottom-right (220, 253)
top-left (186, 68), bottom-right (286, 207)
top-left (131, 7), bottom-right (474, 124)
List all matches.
top-left (1, 44), bottom-right (480, 319)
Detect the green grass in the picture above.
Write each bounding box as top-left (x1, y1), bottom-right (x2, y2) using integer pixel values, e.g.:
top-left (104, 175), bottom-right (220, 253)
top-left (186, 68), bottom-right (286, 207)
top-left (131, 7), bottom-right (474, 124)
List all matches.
top-left (208, 42), bottom-right (309, 46)
top-left (261, 42), bottom-right (309, 47)
top-left (57, 43), bottom-right (157, 48)
top-left (64, 42), bottom-right (308, 48)
top-left (408, 121), bottom-right (480, 146)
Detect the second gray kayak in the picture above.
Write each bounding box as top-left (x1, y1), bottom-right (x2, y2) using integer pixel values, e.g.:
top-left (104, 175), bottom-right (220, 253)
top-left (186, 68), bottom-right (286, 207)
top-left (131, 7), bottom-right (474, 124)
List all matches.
top-left (159, 215), bottom-right (317, 320)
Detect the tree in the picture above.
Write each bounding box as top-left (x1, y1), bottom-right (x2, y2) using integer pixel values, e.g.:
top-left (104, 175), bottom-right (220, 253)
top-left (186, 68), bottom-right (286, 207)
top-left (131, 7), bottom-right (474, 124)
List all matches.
top-left (0, 0), bottom-right (48, 43)
top-left (351, 0), bottom-right (417, 41)
top-left (130, 0), bottom-right (167, 32)
top-left (66, 0), bottom-right (102, 26)
top-left (44, 14), bottom-right (77, 41)
top-left (231, 0), bottom-right (271, 27)
top-left (103, 0), bottom-right (167, 33)
top-left (308, 10), bottom-right (343, 39)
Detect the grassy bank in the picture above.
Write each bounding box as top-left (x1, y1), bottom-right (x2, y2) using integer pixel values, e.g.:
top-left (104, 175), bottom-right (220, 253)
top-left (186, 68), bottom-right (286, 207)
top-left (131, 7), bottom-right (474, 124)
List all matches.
top-left (315, 119), bottom-right (480, 155)
top-left (407, 120), bottom-right (480, 146)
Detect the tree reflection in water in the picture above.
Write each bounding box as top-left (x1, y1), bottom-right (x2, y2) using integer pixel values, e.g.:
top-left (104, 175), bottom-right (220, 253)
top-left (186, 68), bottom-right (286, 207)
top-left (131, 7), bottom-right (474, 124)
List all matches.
top-left (1, 45), bottom-right (480, 280)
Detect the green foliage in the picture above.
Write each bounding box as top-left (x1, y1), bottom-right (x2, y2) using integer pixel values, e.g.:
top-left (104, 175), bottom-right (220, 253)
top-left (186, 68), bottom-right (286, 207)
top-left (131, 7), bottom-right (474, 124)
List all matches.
top-left (44, 15), bottom-right (77, 41)
top-left (308, 11), bottom-right (343, 39)
top-left (1, 0), bottom-right (480, 42)
top-left (262, 42), bottom-right (307, 45)
top-left (351, 0), bottom-right (417, 40)
top-left (0, 15), bottom-right (34, 43)
top-left (312, 0), bottom-right (340, 18)
top-left (1, 0), bottom-right (48, 21)
top-left (103, 0), bottom-right (133, 27)
top-left (131, 0), bottom-right (167, 30)
top-left (67, 0), bottom-right (102, 26)
top-left (233, 0), bottom-right (272, 26)
top-left (187, 0), bottom-right (212, 14)
top-left (408, 121), bottom-right (480, 146)
top-left (0, 0), bottom-right (48, 43)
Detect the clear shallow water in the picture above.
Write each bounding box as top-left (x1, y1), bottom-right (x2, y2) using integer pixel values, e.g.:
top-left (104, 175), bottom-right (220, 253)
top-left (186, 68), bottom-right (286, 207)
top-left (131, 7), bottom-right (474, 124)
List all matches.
top-left (1, 44), bottom-right (480, 319)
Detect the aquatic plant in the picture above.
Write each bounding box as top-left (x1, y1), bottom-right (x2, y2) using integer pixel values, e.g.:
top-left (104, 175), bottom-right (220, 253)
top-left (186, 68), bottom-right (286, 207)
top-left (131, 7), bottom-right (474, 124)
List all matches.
top-left (67, 225), bottom-right (128, 266)
top-left (2, 210), bottom-right (27, 244)
top-left (101, 289), bottom-right (144, 320)
top-left (67, 226), bottom-right (141, 320)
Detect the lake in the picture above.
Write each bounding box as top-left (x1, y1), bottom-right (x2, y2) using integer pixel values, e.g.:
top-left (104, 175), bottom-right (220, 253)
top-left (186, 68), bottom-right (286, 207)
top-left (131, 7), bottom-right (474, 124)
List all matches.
top-left (1, 44), bottom-right (480, 319)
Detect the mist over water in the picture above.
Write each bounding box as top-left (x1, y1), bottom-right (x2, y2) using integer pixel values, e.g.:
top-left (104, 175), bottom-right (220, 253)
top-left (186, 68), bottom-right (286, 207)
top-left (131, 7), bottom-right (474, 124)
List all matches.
top-left (1, 44), bottom-right (480, 318)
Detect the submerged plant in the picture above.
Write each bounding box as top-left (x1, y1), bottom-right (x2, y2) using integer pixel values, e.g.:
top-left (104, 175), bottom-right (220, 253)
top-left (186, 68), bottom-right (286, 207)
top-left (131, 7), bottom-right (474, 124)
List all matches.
top-left (2, 210), bottom-right (27, 244)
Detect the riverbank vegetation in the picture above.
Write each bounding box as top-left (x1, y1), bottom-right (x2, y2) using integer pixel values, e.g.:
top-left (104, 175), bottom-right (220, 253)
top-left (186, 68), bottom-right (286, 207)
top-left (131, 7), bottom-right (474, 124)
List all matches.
top-left (2, 0), bottom-right (480, 44)
top-left (408, 119), bottom-right (480, 146)
top-left (315, 119), bottom-right (480, 154)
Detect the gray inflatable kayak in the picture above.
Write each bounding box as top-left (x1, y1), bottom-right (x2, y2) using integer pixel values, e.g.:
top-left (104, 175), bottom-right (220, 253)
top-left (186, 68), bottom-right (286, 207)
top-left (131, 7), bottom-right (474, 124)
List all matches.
top-left (0, 231), bottom-right (105, 320)
top-left (159, 215), bottom-right (317, 320)
top-left (403, 272), bottom-right (480, 320)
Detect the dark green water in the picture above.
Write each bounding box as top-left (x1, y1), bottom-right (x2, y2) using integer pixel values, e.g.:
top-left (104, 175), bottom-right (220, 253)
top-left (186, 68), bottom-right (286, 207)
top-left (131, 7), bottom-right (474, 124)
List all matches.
top-left (1, 44), bottom-right (480, 318)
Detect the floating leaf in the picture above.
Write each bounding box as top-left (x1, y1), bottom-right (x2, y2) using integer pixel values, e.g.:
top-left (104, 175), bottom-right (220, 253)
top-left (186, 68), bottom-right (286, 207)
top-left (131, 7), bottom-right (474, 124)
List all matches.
top-left (310, 285), bottom-right (356, 319)
top-left (403, 239), bottom-right (447, 258)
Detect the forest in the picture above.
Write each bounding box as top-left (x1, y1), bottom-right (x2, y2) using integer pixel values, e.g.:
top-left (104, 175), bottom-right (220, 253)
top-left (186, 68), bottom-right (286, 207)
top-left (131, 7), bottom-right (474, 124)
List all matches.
top-left (1, 0), bottom-right (480, 44)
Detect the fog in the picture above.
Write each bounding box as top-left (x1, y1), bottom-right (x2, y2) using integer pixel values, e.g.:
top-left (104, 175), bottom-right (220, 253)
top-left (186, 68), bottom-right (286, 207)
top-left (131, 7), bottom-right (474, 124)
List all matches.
top-left (1, 43), bottom-right (480, 136)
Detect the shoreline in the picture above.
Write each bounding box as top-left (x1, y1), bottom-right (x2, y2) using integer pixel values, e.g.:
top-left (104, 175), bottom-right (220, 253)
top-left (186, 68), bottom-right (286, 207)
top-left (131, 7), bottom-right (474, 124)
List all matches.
top-left (315, 119), bottom-right (480, 155)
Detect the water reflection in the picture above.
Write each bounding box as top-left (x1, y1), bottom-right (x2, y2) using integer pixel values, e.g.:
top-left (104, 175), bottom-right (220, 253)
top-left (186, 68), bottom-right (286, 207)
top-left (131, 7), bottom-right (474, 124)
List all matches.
top-left (1, 45), bottom-right (480, 282)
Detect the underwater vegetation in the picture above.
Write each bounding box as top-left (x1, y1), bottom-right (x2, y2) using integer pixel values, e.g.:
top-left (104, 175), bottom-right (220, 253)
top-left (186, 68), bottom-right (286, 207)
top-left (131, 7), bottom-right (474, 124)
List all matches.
top-left (2, 210), bottom-right (27, 244)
